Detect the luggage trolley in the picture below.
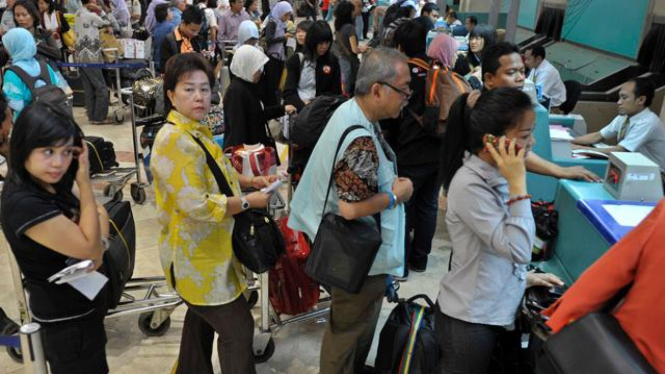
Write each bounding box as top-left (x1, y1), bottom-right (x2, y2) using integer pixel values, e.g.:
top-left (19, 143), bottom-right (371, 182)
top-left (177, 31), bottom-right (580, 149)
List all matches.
top-left (248, 114), bottom-right (332, 363)
top-left (0, 204), bottom-right (183, 365)
top-left (57, 57), bottom-right (153, 204)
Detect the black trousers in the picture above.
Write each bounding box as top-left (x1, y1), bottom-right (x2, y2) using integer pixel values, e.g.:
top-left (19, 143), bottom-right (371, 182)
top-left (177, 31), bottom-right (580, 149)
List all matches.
top-left (42, 310), bottom-right (108, 374)
top-left (435, 305), bottom-right (524, 374)
top-left (264, 57), bottom-right (284, 107)
top-left (175, 296), bottom-right (256, 374)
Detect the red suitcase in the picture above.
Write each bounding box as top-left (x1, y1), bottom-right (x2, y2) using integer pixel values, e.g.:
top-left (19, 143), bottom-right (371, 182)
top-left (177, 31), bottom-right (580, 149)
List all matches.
top-left (269, 217), bottom-right (320, 315)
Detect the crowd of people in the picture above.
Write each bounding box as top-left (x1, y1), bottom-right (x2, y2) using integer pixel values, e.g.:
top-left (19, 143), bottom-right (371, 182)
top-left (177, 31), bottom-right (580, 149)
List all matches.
top-left (0, 0), bottom-right (663, 373)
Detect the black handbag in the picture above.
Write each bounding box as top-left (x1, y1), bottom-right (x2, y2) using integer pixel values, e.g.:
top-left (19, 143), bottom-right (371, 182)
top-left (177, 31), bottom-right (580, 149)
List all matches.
top-left (536, 313), bottom-right (657, 374)
top-left (304, 125), bottom-right (382, 294)
top-left (188, 134), bottom-right (285, 274)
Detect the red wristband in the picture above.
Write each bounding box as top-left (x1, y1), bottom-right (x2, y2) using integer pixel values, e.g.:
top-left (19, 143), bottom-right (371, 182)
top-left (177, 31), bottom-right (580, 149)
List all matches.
top-left (507, 194), bottom-right (532, 206)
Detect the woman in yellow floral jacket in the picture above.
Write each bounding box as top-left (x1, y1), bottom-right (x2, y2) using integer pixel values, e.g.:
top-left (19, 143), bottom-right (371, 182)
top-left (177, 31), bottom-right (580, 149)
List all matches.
top-left (150, 53), bottom-right (277, 374)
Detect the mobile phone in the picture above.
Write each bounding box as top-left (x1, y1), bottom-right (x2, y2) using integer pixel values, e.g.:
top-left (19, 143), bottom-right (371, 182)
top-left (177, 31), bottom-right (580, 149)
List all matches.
top-left (483, 134), bottom-right (522, 153)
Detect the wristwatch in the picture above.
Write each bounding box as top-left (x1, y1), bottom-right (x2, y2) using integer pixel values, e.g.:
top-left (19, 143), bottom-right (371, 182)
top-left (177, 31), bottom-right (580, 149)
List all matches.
top-left (241, 196), bottom-right (251, 211)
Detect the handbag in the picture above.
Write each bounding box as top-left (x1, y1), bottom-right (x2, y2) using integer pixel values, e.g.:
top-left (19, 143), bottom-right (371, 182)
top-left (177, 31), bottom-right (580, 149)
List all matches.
top-left (536, 284), bottom-right (656, 374)
top-left (187, 133), bottom-right (285, 274)
top-left (537, 313), bottom-right (657, 374)
top-left (304, 125), bottom-right (382, 294)
top-left (228, 143), bottom-right (278, 177)
top-left (100, 28), bottom-right (122, 62)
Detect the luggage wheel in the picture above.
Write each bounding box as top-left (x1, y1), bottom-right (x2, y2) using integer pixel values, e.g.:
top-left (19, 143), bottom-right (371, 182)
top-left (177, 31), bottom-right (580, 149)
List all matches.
top-left (104, 184), bottom-right (124, 201)
top-left (138, 309), bottom-right (172, 337)
top-left (5, 345), bottom-right (22, 363)
top-left (130, 183), bottom-right (147, 204)
top-left (253, 333), bottom-right (275, 363)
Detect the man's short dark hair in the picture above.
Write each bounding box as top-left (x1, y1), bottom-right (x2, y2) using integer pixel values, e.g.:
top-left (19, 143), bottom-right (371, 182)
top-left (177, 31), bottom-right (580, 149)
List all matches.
top-left (421, 3), bottom-right (439, 15)
top-left (466, 15), bottom-right (477, 25)
top-left (155, 3), bottom-right (170, 23)
top-left (481, 42), bottom-right (520, 80)
top-left (527, 45), bottom-right (546, 60)
top-left (182, 4), bottom-right (203, 24)
top-left (629, 77), bottom-right (655, 107)
top-left (393, 20), bottom-right (427, 58)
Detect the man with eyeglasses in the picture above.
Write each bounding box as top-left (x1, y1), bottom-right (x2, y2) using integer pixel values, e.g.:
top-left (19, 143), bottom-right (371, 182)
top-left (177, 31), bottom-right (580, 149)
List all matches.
top-left (289, 47), bottom-right (413, 373)
top-left (380, 19), bottom-right (440, 275)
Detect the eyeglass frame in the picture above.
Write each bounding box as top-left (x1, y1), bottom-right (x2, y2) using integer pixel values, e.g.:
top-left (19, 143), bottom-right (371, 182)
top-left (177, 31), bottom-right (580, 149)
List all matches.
top-left (378, 81), bottom-right (412, 101)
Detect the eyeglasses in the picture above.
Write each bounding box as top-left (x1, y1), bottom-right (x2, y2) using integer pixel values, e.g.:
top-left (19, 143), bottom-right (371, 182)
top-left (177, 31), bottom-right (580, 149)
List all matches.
top-left (379, 81), bottom-right (412, 101)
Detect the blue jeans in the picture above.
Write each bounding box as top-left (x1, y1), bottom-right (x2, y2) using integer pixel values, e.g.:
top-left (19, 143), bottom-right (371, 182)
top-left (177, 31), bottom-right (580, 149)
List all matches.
top-left (401, 164), bottom-right (440, 268)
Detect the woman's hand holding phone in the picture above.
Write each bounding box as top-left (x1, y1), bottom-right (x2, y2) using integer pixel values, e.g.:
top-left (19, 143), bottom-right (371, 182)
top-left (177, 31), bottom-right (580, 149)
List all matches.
top-left (485, 135), bottom-right (527, 196)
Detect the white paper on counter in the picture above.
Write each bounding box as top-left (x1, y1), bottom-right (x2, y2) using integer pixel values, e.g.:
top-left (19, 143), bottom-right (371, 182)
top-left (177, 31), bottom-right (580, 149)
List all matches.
top-left (602, 204), bottom-right (654, 227)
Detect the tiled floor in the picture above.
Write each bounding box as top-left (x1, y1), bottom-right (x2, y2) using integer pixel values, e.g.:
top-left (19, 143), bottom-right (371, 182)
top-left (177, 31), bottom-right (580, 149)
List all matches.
top-left (0, 105), bottom-right (452, 374)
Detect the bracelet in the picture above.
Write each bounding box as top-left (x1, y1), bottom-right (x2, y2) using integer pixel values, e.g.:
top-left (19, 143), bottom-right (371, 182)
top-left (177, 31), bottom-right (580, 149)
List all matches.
top-left (386, 192), bottom-right (395, 210)
top-left (507, 194), bottom-right (532, 206)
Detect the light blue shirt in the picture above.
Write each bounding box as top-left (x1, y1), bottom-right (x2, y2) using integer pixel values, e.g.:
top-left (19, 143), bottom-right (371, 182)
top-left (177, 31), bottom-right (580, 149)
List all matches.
top-left (288, 99), bottom-right (406, 277)
top-left (438, 153), bottom-right (534, 326)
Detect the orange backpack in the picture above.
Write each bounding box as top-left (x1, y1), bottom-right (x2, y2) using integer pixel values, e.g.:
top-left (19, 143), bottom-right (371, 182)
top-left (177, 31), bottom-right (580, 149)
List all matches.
top-left (409, 58), bottom-right (472, 138)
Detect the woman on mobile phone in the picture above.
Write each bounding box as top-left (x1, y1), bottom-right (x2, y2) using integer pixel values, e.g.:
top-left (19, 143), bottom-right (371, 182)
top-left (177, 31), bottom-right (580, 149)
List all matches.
top-left (0, 102), bottom-right (110, 374)
top-left (437, 87), bottom-right (563, 373)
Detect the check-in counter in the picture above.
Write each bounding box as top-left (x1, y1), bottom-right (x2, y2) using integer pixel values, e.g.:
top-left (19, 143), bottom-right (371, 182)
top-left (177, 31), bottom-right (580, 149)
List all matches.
top-left (527, 105), bottom-right (609, 201)
top-left (532, 179), bottom-right (657, 285)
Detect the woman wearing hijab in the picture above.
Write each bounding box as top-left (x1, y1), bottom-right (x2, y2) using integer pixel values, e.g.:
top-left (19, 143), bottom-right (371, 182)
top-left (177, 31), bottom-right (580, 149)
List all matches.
top-left (428, 32), bottom-right (459, 71)
top-left (2, 28), bottom-right (66, 120)
top-left (263, 0), bottom-right (292, 106)
top-left (223, 45), bottom-right (296, 151)
top-left (227, 20), bottom-right (260, 81)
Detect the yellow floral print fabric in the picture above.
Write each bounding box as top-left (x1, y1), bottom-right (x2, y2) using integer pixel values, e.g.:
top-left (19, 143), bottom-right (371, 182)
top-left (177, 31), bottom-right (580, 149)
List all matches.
top-left (151, 110), bottom-right (246, 306)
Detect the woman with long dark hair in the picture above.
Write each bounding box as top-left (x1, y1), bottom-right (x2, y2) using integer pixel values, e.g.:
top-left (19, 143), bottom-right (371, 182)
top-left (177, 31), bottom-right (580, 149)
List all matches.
top-left (437, 88), bottom-right (562, 373)
top-left (1, 102), bottom-right (110, 373)
top-left (283, 20), bottom-right (341, 110)
top-left (13, 0), bottom-right (62, 63)
top-left (453, 23), bottom-right (496, 78)
top-left (333, 0), bottom-right (366, 96)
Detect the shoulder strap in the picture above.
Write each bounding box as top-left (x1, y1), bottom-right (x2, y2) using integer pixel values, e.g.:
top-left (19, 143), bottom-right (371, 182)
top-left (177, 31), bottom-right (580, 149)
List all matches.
top-left (408, 58), bottom-right (430, 71)
top-left (37, 60), bottom-right (53, 86)
top-left (186, 132), bottom-right (235, 198)
top-left (319, 125), bottom-right (366, 220)
top-left (7, 65), bottom-right (39, 91)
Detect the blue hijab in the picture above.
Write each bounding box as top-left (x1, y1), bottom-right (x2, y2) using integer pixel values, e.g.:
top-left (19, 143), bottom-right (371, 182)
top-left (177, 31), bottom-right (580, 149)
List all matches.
top-left (2, 28), bottom-right (40, 77)
top-left (270, 1), bottom-right (292, 28)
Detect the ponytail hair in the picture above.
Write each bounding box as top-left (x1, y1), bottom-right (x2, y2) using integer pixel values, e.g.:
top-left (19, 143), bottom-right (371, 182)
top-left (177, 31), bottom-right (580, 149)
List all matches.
top-left (440, 87), bottom-right (534, 191)
top-left (440, 93), bottom-right (472, 191)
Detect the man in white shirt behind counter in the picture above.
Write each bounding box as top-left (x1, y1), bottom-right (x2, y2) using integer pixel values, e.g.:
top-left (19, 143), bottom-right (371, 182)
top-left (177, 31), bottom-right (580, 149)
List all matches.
top-left (525, 45), bottom-right (567, 107)
top-left (572, 78), bottom-right (665, 170)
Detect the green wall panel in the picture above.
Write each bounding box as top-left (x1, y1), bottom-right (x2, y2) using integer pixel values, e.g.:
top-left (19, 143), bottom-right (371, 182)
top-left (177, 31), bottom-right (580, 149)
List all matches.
top-left (561, 0), bottom-right (649, 58)
top-left (517, 0), bottom-right (539, 30)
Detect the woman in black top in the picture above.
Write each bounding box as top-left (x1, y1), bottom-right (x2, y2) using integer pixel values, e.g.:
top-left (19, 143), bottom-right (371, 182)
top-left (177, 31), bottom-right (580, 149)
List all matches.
top-left (283, 20), bottom-right (341, 111)
top-left (0, 102), bottom-right (110, 374)
top-left (223, 45), bottom-right (296, 149)
top-left (453, 23), bottom-right (496, 78)
top-left (13, 0), bottom-right (62, 64)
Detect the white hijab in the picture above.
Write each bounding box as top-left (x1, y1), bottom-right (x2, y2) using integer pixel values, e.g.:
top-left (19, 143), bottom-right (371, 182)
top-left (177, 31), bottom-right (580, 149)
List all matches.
top-left (231, 45), bottom-right (269, 83)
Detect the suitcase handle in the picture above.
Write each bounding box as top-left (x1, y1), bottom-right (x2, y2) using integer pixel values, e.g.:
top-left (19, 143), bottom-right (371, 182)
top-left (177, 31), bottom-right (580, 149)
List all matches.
top-left (405, 294), bottom-right (435, 309)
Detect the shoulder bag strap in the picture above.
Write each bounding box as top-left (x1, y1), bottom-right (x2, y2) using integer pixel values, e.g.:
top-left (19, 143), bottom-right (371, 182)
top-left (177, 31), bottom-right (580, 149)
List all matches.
top-left (37, 60), bottom-right (53, 85)
top-left (7, 65), bottom-right (39, 91)
top-left (186, 131), bottom-right (235, 198)
top-left (319, 125), bottom-right (381, 228)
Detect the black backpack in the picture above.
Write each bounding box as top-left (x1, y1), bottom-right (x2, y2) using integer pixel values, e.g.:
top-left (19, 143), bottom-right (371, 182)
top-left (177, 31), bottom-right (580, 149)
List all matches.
top-left (102, 200), bottom-right (136, 309)
top-left (374, 294), bottom-right (441, 374)
top-left (7, 60), bottom-right (71, 114)
top-left (85, 136), bottom-right (119, 175)
top-left (290, 95), bottom-right (347, 173)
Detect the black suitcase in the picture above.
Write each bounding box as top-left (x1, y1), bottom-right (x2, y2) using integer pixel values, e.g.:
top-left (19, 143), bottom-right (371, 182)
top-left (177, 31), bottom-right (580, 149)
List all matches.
top-left (85, 136), bottom-right (119, 175)
top-left (103, 200), bottom-right (136, 309)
